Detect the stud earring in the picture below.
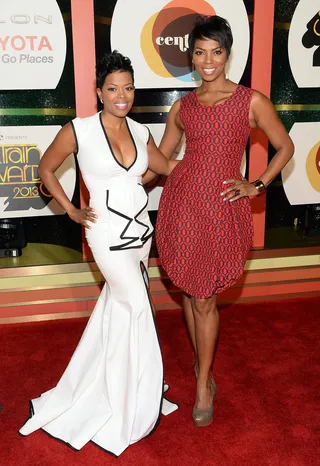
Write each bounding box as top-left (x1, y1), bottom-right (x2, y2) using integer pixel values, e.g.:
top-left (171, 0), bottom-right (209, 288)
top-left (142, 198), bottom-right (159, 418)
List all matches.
top-left (191, 63), bottom-right (195, 82)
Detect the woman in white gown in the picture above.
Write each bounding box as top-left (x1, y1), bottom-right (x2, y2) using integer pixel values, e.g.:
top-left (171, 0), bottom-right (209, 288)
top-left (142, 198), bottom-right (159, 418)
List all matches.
top-left (19, 51), bottom-right (178, 456)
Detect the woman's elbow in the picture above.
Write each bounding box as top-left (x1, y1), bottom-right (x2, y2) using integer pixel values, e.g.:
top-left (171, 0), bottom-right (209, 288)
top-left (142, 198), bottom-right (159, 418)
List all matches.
top-left (37, 163), bottom-right (44, 181)
top-left (287, 139), bottom-right (295, 160)
top-left (37, 162), bottom-right (51, 182)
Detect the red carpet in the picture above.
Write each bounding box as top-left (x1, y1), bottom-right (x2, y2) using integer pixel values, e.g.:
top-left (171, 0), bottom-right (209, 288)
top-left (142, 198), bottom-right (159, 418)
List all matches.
top-left (1, 297), bottom-right (319, 466)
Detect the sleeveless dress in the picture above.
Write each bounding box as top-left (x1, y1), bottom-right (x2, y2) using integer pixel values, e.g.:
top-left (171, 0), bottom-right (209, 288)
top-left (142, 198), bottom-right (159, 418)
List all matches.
top-left (156, 85), bottom-right (254, 299)
top-left (19, 113), bottom-right (178, 456)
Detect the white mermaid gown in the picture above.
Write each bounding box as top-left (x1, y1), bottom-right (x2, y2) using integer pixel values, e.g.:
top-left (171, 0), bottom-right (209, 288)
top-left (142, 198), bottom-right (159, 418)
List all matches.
top-left (19, 113), bottom-right (178, 456)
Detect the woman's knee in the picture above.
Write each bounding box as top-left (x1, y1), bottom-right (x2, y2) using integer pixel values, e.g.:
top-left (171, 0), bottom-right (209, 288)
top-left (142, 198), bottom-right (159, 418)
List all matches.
top-left (193, 297), bottom-right (218, 317)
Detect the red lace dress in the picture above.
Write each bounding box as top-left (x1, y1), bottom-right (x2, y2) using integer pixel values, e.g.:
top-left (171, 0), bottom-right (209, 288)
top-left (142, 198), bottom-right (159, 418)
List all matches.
top-left (156, 85), bottom-right (254, 299)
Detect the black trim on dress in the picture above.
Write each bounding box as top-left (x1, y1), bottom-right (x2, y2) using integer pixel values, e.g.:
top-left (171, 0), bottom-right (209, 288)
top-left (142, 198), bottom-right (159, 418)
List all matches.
top-left (139, 260), bottom-right (164, 437)
top-left (126, 118), bottom-right (139, 165)
top-left (18, 256), bottom-right (177, 457)
top-left (70, 120), bottom-right (79, 156)
top-left (139, 259), bottom-right (179, 436)
top-left (106, 187), bottom-right (154, 251)
top-left (99, 113), bottom-right (137, 171)
top-left (19, 400), bottom-right (80, 452)
top-left (145, 125), bottom-right (151, 144)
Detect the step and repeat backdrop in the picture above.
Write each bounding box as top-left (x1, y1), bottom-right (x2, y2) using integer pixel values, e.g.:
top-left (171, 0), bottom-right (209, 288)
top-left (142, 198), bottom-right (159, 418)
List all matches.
top-left (0, 0), bottom-right (319, 265)
top-left (95, 0), bottom-right (253, 212)
top-left (266, 0), bottom-right (320, 244)
top-left (0, 0), bottom-right (82, 256)
top-left (95, 0), bottom-right (320, 245)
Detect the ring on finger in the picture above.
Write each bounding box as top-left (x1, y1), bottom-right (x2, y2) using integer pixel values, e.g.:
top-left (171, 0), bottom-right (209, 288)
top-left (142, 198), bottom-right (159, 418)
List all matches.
top-left (234, 189), bottom-right (241, 196)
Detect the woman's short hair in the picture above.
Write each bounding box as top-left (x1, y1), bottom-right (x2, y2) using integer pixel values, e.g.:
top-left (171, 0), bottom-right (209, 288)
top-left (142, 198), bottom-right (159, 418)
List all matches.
top-left (96, 50), bottom-right (134, 88)
top-left (189, 15), bottom-right (233, 57)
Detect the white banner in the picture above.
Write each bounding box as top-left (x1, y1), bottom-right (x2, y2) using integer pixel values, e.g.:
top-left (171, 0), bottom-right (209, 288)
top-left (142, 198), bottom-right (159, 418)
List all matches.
top-left (111, 0), bottom-right (250, 89)
top-left (146, 123), bottom-right (246, 211)
top-left (0, 0), bottom-right (66, 90)
top-left (0, 126), bottom-right (76, 218)
top-left (288, 0), bottom-right (320, 88)
top-left (282, 123), bottom-right (320, 205)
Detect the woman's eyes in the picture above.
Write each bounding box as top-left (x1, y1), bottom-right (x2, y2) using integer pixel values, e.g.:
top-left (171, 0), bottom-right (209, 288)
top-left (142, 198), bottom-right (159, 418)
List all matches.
top-left (106, 87), bottom-right (134, 91)
top-left (194, 50), bottom-right (222, 56)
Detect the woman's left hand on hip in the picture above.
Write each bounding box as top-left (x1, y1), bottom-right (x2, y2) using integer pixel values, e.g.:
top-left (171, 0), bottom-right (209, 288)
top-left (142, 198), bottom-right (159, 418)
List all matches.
top-left (221, 179), bottom-right (258, 202)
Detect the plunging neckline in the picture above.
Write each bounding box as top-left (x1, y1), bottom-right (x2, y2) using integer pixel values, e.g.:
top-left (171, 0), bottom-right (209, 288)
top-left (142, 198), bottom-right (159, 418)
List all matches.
top-left (99, 113), bottom-right (138, 171)
top-left (194, 85), bottom-right (241, 109)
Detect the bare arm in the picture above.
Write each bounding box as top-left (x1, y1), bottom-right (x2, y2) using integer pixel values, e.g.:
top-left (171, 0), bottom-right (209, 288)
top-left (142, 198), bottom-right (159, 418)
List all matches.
top-left (142, 100), bottom-right (184, 184)
top-left (146, 135), bottom-right (179, 177)
top-left (38, 123), bottom-right (96, 227)
top-left (222, 91), bottom-right (294, 201)
top-left (159, 99), bottom-right (184, 157)
top-left (250, 91), bottom-right (294, 187)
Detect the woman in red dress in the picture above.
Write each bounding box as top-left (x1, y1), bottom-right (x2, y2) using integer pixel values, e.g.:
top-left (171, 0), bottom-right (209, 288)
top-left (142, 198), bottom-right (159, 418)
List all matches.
top-left (155, 16), bottom-right (294, 427)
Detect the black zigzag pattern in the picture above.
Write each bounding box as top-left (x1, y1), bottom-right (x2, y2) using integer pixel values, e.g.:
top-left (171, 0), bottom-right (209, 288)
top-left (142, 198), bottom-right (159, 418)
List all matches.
top-left (106, 190), bottom-right (153, 251)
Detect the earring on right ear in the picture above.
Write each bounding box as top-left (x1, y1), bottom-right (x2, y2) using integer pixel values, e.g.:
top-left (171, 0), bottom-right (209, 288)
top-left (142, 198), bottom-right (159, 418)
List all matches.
top-left (191, 63), bottom-right (195, 82)
top-left (100, 99), bottom-right (104, 104)
top-left (225, 60), bottom-right (229, 80)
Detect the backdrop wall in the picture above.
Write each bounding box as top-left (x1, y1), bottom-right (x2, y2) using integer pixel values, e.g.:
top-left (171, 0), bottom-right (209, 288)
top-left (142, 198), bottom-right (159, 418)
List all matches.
top-left (0, 0), bottom-right (319, 268)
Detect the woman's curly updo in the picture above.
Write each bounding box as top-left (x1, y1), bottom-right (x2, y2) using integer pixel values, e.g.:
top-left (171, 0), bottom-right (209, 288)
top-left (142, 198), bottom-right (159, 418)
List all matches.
top-left (96, 50), bottom-right (134, 88)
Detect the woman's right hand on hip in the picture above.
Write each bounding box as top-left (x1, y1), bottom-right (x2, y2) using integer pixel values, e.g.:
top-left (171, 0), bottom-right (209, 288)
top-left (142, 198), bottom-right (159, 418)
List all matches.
top-left (68, 206), bottom-right (97, 229)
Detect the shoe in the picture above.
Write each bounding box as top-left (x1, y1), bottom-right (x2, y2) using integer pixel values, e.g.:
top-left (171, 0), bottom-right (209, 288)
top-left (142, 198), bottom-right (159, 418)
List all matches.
top-left (192, 372), bottom-right (217, 427)
top-left (192, 404), bottom-right (213, 427)
top-left (210, 374), bottom-right (217, 399)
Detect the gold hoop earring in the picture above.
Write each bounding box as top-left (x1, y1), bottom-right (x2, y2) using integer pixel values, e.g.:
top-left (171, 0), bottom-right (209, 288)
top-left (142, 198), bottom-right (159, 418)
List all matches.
top-left (314, 18), bottom-right (320, 37)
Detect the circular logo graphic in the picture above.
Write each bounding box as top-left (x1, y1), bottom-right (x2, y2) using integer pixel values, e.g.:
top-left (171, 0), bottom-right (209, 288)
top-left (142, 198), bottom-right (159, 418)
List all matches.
top-left (282, 123), bottom-right (320, 205)
top-left (289, 0), bottom-right (320, 88)
top-left (111, 0), bottom-right (250, 89)
top-left (141, 0), bottom-right (215, 82)
top-left (306, 141), bottom-right (320, 192)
